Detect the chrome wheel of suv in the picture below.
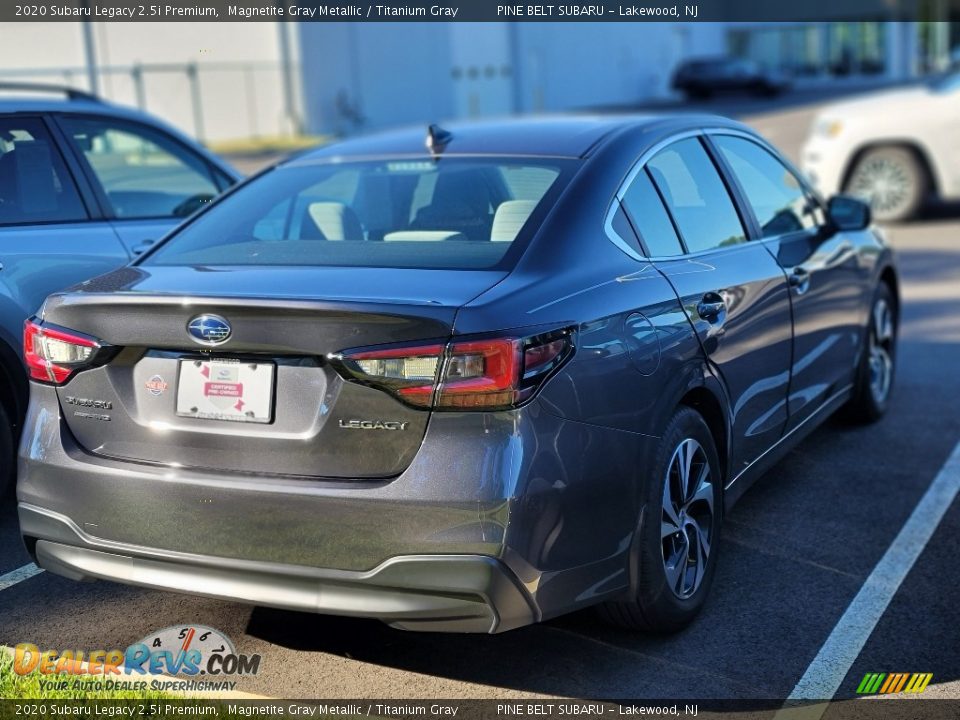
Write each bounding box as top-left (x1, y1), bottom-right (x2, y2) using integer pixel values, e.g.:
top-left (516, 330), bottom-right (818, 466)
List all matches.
top-left (847, 147), bottom-right (925, 222)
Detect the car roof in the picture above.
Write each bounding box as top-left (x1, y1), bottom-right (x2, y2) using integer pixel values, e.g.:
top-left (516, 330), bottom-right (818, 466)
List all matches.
top-left (288, 114), bottom-right (747, 163)
top-left (0, 94), bottom-right (146, 119)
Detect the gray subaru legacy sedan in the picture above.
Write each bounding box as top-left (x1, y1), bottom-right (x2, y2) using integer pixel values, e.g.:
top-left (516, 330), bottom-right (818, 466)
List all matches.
top-left (18, 116), bottom-right (898, 634)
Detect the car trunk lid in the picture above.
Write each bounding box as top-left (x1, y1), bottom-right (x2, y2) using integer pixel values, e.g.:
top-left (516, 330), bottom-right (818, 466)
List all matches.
top-left (43, 265), bottom-right (505, 479)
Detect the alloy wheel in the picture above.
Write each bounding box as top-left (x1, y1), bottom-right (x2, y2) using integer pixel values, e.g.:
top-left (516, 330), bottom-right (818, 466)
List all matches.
top-left (848, 156), bottom-right (913, 217)
top-left (661, 438), bottom-right (715, 599)
top-left (868, 297), bottom-right (895, 405)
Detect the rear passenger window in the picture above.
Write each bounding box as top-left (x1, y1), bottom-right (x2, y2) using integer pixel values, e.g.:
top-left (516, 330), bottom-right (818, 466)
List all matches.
top-left (714, 135), bottom-right (822, 237)
top-left (647, 138), bottom-right (746, 254)
top-left (620, 170), bottom-right (684, 257)
top-left (60, 116), bottom-right (222, 220)
top-left (0, 117), bottom-right (87, 225)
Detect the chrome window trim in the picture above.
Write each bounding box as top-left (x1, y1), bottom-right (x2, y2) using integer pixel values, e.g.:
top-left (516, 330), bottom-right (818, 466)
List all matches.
top-left (603, 129), bottom-right (702, 262)
top-left (604, 126), bottom-right (803, 263)
top-left (708, 128), bottom-right (830, 216)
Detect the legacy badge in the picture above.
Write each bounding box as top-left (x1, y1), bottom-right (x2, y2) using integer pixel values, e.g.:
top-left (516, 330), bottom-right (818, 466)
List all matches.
top-left (338, 419), bottom-right (410, 431)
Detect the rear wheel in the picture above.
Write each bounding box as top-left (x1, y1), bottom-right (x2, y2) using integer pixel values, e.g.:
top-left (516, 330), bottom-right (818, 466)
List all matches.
top-left (0, 402), bottom-right (13, 497)
top-left (600, 407), bottom-right (722, 633)
top-left (845, 147), bottom-right (927, 222)
top-left (844, 283), bottom-right (897, 423)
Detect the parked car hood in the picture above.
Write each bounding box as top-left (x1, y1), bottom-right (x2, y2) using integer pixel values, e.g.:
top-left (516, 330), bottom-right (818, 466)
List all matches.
top-left (816, 85), bottom-right (937, 120)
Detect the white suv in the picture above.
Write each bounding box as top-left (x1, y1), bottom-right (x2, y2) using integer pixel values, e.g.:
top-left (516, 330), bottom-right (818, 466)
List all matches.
top-left (802, 72), bottom-right (960, 222)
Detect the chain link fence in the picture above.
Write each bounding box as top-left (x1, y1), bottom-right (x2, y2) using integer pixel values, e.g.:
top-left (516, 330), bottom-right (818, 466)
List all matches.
top-left (0, 61), bottom-right (302, 145)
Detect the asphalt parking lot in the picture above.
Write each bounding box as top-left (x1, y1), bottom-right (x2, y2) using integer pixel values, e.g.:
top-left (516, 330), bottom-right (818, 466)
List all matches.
top-left (1, 95), bottom-right (959, 701)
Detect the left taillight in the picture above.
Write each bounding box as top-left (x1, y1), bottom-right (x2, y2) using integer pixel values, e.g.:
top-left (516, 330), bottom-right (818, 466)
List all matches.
top-left (336, 328), bottom-right (574, 411)
top-left (24, 319), bottom-right (102, 385)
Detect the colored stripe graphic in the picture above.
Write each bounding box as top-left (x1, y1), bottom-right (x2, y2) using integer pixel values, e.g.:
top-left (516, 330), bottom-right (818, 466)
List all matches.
top-left (892, 674), bottom-right (909, 693)
top-left (857, 672), bottom-right (932, 694)
top-left (879, 674), bottom-right (898, 693)
top-left (856, 673), bottom-right (886, 694)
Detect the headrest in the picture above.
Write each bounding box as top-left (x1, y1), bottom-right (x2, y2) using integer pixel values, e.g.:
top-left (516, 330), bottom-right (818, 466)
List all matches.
top-left (491, 200), bottom-right (537, 242)
top-left (382, 231), bottom-right (467, 243)
top-left (304, 202), bottom-right (363, 240)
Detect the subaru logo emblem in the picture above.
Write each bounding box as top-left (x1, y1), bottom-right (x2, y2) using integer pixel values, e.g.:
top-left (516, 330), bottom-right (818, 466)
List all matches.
top-left (187, 315), bottom-right (231, 345)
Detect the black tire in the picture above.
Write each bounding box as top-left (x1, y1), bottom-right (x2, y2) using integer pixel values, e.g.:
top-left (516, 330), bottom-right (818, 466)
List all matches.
top-left (0, 402), bottom-right (13, 498)
top-left (599, 407), bottom-right (722, 633)
top-left (844, 283), bottom-right (897, 424)
top-left (844, 147), bottom-right (927, 223)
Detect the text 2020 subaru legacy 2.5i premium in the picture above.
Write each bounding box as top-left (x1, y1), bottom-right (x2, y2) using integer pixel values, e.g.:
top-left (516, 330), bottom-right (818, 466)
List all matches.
top-left (18, 116), bottom-right (898, 634)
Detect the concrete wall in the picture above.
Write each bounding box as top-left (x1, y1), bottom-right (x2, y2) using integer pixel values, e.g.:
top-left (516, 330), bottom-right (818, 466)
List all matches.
top-left (300, 22), bottom-right (456, 136)
top-left (298, 22), bottom-right (726, 135)
top-left (511, 23), bottom-right (724, 113)
top-left (0, 22), bottom-right (287, 142)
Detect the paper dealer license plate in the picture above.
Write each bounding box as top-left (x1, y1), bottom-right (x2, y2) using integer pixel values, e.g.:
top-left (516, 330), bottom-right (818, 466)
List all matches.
top-left (176, 359), bottom-right (275, 423)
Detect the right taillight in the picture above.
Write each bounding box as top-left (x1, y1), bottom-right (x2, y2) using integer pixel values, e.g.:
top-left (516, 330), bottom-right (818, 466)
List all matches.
top-left (24, 318), bottom-right (103, 385)
top-left (336, 329), bottom-right (574, 411)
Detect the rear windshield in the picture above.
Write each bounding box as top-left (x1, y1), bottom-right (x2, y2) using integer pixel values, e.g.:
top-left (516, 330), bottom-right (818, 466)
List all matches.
top-left (143, 157), bottom-right (574, 270)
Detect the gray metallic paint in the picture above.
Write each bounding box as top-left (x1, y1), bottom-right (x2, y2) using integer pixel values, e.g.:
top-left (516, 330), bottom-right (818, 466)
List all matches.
top-left (18, 115), bottom-right (898, 632)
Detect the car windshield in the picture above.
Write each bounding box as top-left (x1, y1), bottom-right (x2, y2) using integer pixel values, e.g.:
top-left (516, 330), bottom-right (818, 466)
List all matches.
top-left (143, 157), bottom-right (574, 270)
top-left (928, 71), bottom-right (960, 93)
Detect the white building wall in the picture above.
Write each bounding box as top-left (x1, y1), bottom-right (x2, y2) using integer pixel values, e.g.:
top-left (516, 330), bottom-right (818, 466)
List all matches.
top-left (511, 23), bottom-right (725, 113)
top-left (298, 22), bottom-right (726, 135)
top-left (300, 22), bottom-right (457, 136)
top-left (0, 22), bottom-right (286, 142)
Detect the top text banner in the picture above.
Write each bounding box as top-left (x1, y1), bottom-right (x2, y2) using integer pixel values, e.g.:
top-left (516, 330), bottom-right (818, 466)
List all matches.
top-left (1, 0), bottom-right (951, 22)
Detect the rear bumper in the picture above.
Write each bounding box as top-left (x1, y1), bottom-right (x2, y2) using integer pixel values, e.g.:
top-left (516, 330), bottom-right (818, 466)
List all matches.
top-left (18, 386), bottom-right (513, 573)
top-left (20, 503), bottom-right (536, 633)
top-left (19, 384), bottom-right (652, 630)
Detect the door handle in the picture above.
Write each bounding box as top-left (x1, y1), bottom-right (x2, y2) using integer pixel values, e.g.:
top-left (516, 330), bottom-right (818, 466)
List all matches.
top-left (696, 292), bottom-right (726, 322)
top-left (132, 239), bottom-right (157, 256)
top-left (789, 268), bottom-right (811, 295)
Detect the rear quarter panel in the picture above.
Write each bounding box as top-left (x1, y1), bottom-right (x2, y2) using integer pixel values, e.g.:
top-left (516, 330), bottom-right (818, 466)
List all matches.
top-left (454, 136), bottom-right (718, 589)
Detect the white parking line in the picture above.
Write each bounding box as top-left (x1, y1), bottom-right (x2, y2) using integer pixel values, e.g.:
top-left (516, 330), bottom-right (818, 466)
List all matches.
top-left (782, 439), bottom-right (960, 713)
top-left (0, 563), bottom-right (43, 591)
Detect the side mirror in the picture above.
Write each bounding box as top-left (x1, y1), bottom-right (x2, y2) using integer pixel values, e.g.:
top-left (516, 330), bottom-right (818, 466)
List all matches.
top-left (828, 195), bottom-right (871, 231)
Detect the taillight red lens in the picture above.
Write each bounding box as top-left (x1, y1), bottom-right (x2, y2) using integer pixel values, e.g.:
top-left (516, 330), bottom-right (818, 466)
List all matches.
top-left (435, 338), bottom-right (522, 409)
top-left (24, 319), bottom-right (100, 385)
top-left (338, 330), bottom-right (573, 411)
top-left (523, 338), bottom-right (567, 378)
